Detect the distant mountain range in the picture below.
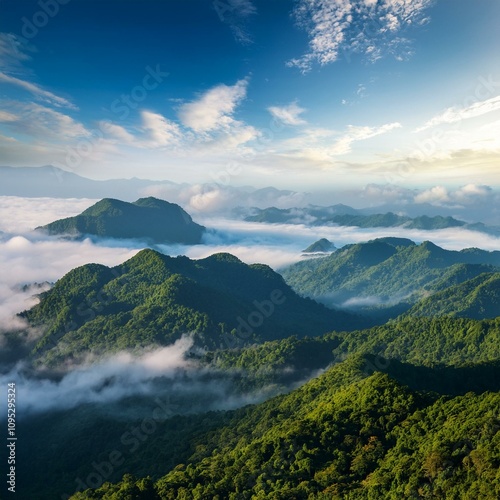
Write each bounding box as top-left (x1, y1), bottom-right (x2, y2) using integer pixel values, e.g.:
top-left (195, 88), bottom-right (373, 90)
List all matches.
top-left (281, 238), bottom-right (500, 318)
top-left (23, 249), bottom-right (365, 367)
top-left (243, 205), bottom-right (500, 236)
top-left (0, 166), bottom-right (303, 211)
top-left (0, 165), bottom-right (181, 200)
top-left (36, 197), bottom-right (205, 244)
top-left (3, 166), bottom-right (499, 228)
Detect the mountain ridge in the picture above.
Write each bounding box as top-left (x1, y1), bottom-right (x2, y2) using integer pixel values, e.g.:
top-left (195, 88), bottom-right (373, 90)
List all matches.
top-left (23, 248), bottom-right (366, 367)
top-left (244, 205), bottom-right (500, 236)
top-left (36, 197), bottom-right (206, 244)
top-left (282, 238), bottom-right (500, 309)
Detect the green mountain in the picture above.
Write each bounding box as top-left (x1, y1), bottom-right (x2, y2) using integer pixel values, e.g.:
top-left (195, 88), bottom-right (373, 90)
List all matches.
top-left (18, 311), bottom-right (500, 499)
top-left (23, 249), bottom-right (364, 367)
top-left (36, 197), bottom-right (206, 244)
top-left (329, 316), bottom-right (500, 366)
top-left (281, 238), bottom-right (500, 307)
top-left (67, 353), bottom-right (500, 500)
top-left (406, 272), bottom-right (500, 319)
top-left (302, 238), bottom-right (336, 253)
top-left (242, 204), bottom-right (359, 224)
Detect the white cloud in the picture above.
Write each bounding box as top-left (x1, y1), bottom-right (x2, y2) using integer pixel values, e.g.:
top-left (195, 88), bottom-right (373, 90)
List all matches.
top-left (0, 225), bottom-right (139, 341)
top-left (98, 113), bottom-right (183, 149)
top-left (414, 184), bottom-right (495, 207)
top-left (0, 196), bottom-right (96, 233)
top-left (414, 185), bottom-right (450, 204)
top-left (98, 121), bottom-right (135, 144)
top-left (1, 337), bottom-right (196, 414)
top-left (185, 217), bottom-right (500, 270)
top-left (288, 0), bottom-right (353, 72)
top-left (268, 101), bottom-right (307, 126)
top-left (288, 0), bottom-right (433, 72)
top-left (416, 95), bottom-right (500, 132)
top-left (0, 234), bottom-right (139, 288)
top-left (139, 183), bottom-right (306, 215)
top-left (0, 282), bottom-right (50, 333)
top-left (330, 122), bottom-right (402, 155)
top-left (3, 102), bottom-right (89, 140)
top-left (0, 33), bottom-right (75, 110)
top-left (360, 183), bottom-right (416, 204)
top-left (277, 121), bottom-right (402, 162)
top-left (0, 72), bottom-right (76, 109)
top-left (140, 110), bottom-right (182, 147)
top-left (454, 184), bottom-right (493, 201)
top-left (0, 110), bottom-right (18, 122)
top-left (198, 121), bottom-right (260, 155)
top-left (178, 79), bottom-right (248, 133)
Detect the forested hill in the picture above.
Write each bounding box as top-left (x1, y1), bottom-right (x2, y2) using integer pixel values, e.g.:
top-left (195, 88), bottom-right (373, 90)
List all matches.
top-left (36, 197), bottom-right (206, 244)
top-left (23, 249), bottom-right (365, 367)
top-left (20, 314), bottom-right (500, 499)
top-left (68, 352), bottom-right (500, 500)
top-left (406, 272), bottom-right (500, 319)
top-left (281, 238), bottom-right (500, 303)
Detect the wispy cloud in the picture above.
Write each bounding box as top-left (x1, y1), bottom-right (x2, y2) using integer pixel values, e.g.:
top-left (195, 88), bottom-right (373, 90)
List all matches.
top-left (0, 72), bottom-right (77, 110)
top-left (98, 121), bottom-right (136, 144)
top-left (277, 121), bottom-right (402, 162)
top-left (213, 0), bottom-right (257, 44)
top-left (2, 102), bottom-right (89, 140)
top-left (268, 101), bottom-right (307, 126)
top-left (0, 110), bottom-right (18, 122)
top-left (415, 95), bottom-right (500, 132)
top-left (99, 78), bottom-right (259, 156)
top-left (140, 110), bottom-right (183, 147)
top-left (0, 33), bottom-right (32, 70)
top-left (330, 122), bottom-right (402, 155)
top-left (288, 0), bottom-right (433, 72)
top-left (178, 78), bottom-right (249, 133)
top-left (0, 32), bottom-right (76, 111)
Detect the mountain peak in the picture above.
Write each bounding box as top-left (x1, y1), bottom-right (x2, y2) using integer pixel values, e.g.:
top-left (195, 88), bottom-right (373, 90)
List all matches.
top-left (38, 197), bottom-right (205, 244)
top-left (303, 238), bottom-right (336, 253)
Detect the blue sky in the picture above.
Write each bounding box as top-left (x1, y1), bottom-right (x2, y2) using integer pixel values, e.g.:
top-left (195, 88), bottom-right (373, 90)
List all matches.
top-left (0, 0), bottom-right (500, 192)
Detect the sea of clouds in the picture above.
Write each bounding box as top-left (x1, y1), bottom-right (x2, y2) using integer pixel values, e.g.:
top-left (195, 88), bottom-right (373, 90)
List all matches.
top-left (1, 195), bottom-right (500, 415)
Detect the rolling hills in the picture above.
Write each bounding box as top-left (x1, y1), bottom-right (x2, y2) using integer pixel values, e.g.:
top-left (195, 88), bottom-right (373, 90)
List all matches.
top-left (22, 248), bottom-right (365, 367)
top-left (17, 300), bottom-right (500, 498)
top-left (65, 352), bottom-right (500, 500)
top-left (11, 232), bottom-right (500, 499)
top-left (281, 238), bottom-right (500, 310)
